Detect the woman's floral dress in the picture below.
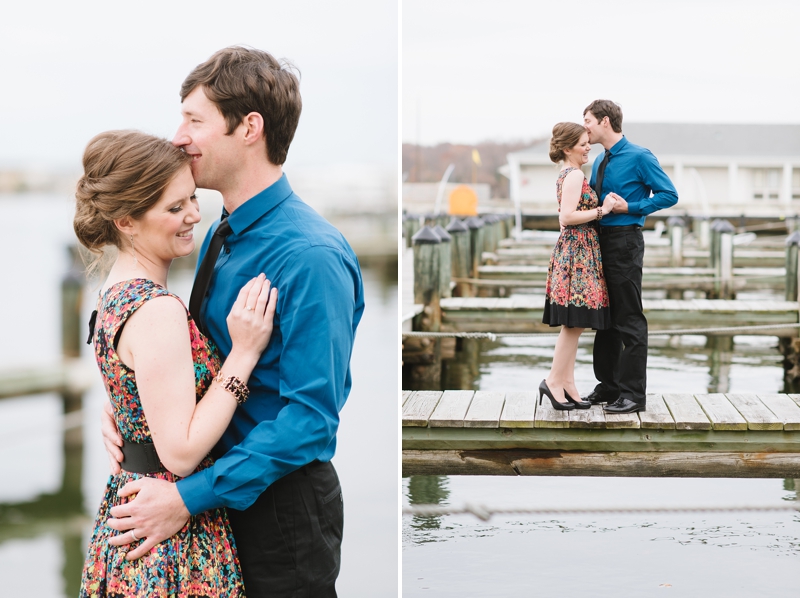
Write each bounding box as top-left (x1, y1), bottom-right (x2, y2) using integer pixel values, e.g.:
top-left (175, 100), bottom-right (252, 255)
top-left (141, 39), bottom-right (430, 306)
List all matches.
top-left (542, 167), bottom-right (611, 330)
top-left (80, 278), bottom-right (245, 597)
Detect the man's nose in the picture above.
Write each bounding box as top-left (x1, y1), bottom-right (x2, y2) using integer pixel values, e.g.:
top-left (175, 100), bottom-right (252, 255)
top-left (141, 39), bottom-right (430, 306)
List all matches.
top-left (172, 125), bottom-right (189, 148)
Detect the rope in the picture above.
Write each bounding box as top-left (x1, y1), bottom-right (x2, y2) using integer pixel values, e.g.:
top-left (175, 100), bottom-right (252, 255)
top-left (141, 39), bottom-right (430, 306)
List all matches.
top-left (403, 502), bottom-right (800, 521)
top-left (403, 322), bottom-right (800, 340)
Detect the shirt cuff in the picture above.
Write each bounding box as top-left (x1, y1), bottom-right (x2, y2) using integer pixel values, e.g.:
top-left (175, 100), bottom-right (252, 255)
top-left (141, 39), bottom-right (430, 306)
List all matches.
top-left (176, 468), bottom-right (224, 516)
top-left (626, 201), bottom-right (641, 215)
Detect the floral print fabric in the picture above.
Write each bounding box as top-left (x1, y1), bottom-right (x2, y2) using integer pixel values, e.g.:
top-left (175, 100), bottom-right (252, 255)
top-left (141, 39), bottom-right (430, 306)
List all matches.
top-left (543, 168), bottom-right (611, 329)
top-left (80, 278), bottom-right (245, 597)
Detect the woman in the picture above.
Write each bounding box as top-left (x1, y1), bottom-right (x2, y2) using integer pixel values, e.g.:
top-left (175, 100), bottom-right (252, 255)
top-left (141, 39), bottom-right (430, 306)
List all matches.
top-left (74, 130), bottom-right (276, 597)
top-left (540, 122), bottom-right (615, 410)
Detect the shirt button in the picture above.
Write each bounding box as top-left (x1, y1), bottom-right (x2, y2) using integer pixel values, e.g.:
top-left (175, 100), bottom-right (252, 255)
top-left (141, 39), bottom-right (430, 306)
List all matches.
top-left (225, 246), bottom-right (231, 254)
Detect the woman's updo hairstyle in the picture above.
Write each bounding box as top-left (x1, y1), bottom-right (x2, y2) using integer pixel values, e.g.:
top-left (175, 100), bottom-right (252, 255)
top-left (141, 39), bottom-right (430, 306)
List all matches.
top-left (73, 130), bottom-right (192, 263)
top-left (549, 122), bottom-right (587, 164)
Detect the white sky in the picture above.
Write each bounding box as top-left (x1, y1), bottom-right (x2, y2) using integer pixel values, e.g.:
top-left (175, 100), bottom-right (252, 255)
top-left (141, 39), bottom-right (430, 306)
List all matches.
top-left (403, 0), bottom-right (800, 145)
top-left (0, 0), bottom-right (398, 171)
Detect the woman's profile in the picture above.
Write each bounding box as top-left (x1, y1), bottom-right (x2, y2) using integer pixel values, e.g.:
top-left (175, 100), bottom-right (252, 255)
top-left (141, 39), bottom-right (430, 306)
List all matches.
top-left (74, 130), bottom-right (276, 596)
top-left (540, 122), bottom-right (614, 410)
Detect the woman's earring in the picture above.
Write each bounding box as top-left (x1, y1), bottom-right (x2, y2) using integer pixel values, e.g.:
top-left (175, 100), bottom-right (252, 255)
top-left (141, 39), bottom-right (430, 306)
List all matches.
top-left (130, 234), bottom-right (138, 268)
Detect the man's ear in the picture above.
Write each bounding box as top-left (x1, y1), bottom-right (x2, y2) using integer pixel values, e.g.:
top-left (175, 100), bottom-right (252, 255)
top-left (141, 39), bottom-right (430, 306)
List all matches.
top-left (241, 112), bottom-right (265, 147)
top-left (114, 216), bottom-right (135, 236)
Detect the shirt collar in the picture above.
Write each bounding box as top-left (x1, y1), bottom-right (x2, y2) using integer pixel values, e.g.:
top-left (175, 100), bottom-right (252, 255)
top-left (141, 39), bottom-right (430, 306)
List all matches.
top-left (226, 173), bottom-right (293, 235)
top-left (607, 135), bottom-right (628, 156)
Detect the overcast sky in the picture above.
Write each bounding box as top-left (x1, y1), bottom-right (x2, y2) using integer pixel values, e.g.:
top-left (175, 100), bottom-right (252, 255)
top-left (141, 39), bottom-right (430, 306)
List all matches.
top-left (403, 0), bottom-right (800, 145)
top-left (0, 0), bottom-right (398, 171)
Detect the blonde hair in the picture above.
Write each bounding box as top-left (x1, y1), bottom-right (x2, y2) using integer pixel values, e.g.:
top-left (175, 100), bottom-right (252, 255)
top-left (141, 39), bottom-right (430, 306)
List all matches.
top-left (549, 122), bottom-right (587, 163)
top-left (73, 130), bottom-right (191, 274)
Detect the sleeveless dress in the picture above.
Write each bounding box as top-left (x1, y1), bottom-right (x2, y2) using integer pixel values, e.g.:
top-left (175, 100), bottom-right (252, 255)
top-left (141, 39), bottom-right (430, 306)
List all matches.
top-left (542, 167), bottom-right (611, 330)
top-left (80, 279), bottom-right (245, 598)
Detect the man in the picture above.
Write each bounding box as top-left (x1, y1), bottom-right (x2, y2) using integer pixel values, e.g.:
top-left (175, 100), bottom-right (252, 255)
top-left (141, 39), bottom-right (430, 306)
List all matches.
top-left (101, 46), bottom-right (364, 596)
top-left (582, 100), bottom-right (678, 414)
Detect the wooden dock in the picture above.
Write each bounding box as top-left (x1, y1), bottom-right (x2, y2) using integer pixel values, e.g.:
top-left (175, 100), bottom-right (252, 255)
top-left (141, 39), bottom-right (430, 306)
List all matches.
top-left (438, 295), bottom-right (800, 335)
top-left (474, 264), bottom-right (785, 293)
top-left (402, 390), bottom-right (800, 477)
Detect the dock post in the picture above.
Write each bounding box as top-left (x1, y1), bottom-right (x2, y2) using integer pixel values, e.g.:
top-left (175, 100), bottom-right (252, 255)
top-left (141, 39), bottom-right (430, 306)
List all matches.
top-left (408, 226), bottom-right (442, 385)
top-left (405, 214), bottom-right (421, 248)
top-left (432, 225), bottom-right (452, 299)
top-left (718, 220), bottom-right (735, 299)
top-left (786, 231), bottom-right (800, 302)
top-left (61, 247), bottom-right (84, 450)
top-left (667, 216), bottom-right (685, 268)
top-left (693, 215), bottom-right (710, 249)
top-left (465, 216), bottom-right (485, 278)
top-left (710, 219), bottom-right (734, 299)
top-left (446, 217), bottom-right (471, 297)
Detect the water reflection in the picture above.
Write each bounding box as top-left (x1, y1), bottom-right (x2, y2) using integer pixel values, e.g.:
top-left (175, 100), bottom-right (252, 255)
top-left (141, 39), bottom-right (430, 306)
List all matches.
top-left (405, 333), bottom-right (787, 395)
top-left (406, 475), bottom-right (450, 532)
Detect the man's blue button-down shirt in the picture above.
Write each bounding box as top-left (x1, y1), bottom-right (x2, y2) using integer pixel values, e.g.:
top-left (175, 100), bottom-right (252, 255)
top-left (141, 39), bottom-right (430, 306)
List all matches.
top-left (176, 174), bottom-right (365, 515)
top-left (589, 136), bottom-right (678, 226)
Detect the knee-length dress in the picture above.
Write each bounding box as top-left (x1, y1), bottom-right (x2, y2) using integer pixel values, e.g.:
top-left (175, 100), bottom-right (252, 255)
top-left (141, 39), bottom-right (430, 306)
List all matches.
top-left (542, 167), bottom-right (611, 330)
top-left (80, 278), bottom-right (245, 598)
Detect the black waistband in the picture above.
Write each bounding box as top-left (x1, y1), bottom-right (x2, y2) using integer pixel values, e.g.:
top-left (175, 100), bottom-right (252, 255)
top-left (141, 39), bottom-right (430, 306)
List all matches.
top-left (599, 224), bottom-right (642, 233)
top-left (121, 439), bottom-right (167, 474)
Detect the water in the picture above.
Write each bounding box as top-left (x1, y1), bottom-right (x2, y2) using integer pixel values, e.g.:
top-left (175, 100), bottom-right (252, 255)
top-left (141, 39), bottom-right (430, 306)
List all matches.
top-left (0, 193), bottom-right (398, 597)
top-left (403, 319), bottom-right (800, 596)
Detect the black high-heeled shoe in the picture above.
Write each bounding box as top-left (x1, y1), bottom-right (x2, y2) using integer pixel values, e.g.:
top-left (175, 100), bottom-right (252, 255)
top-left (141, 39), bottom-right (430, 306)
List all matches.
top-left (564, 390), bottom-right (591, 409)
top-left (538, 379), bottom-right (574, 411)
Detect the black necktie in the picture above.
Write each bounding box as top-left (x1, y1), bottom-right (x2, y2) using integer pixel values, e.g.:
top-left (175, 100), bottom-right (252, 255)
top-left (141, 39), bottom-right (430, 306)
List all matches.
top-left (594, 150), bottom-right (611, 199)
top-left (189, 218), bottom-right (232, 336)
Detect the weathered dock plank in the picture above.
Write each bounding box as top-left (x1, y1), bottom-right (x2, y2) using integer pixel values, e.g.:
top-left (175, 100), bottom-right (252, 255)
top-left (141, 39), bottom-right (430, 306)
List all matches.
top-left (758, 394), bottom-right (800, 431)
top-left (663, 393), bottom-right (712, 430)
top-left (499, 391), bottom-right (537, 428)
top-left (569, 405), bottom-right (607, 429)
top-left (694, 393), bottom-right (748, 431)
top-left (639, 394), bottom-right (676, 429)
top-left (402, 391), bottom-right (443, 427)
top-left (402, 390), bottom-right (413, 406)
top-left (725, 394), bottom-right (784, 430)
top-left (533, 393), bottom-right (570, 428)
top-left (429, 390), bottom-right (474, 428)
top-left (604, 410), bottom-right (641, 429)
top-left (463, 391), bottom-right (505, 428)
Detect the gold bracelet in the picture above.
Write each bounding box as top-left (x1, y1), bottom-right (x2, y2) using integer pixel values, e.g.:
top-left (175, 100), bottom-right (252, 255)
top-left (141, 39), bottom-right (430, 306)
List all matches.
top-left (597, 207), bottom-right (604, 221)
top-left (214, 371), bottom-right (249, 404)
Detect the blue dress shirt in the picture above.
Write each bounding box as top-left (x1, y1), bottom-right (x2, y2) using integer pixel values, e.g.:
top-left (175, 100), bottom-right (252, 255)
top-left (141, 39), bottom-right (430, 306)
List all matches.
top-left (589, 136), bottom-right (678, 226)
top-left (176, 174), bottom-right (365, 515)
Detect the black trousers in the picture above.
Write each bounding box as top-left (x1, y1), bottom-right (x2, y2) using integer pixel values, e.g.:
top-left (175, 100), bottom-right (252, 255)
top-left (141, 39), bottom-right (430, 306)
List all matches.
top-left (226, 460), bottom-right (343, 597)
top-left (593, 227), bottom-right (648, 404)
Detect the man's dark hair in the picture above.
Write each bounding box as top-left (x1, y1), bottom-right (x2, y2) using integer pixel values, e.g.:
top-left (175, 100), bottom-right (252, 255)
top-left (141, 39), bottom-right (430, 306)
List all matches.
top-left (584, 99), bottom-right (623, 133)
top-left (181, 46), bottom-right (302, 165)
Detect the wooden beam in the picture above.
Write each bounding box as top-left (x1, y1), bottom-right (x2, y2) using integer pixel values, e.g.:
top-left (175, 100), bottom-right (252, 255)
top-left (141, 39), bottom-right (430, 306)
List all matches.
top-left (402, 449), bottom-right (800, 478)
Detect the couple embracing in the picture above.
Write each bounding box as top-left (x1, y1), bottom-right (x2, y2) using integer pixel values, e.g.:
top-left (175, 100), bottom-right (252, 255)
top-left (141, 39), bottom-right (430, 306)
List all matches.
top-left (76, 47), bottom-right (364, 597)
top-left (540, 100), bottom-right (679, 414)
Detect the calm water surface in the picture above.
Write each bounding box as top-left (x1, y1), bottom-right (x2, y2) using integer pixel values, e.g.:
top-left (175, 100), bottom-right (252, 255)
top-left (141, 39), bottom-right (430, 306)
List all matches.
top-left (404, 303), bottom-right (800, 597)
top-left (0, 194), bottom-right (398, 597)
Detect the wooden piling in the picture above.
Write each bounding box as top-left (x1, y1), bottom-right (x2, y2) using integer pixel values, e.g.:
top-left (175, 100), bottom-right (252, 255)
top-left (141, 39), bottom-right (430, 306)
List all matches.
top-left (446, 217), bottom-right (471, 297)
top-left (465, 217), bottom-right (485, 279)
top-left (785, 231), bottom-right (800, 302)
top-left (710, 219), bottom-right (735, 299)
top-left (433, 225), bottom-right (452, 299)
top-left (61, 247), bottom-right (84, 450)
top-left (410, 226), bottom-right (443, 385)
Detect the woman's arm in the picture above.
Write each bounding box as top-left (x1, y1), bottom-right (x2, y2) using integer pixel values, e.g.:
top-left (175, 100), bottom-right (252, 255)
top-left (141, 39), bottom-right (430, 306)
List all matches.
top-left (118, 276), bottom-right (276, 477)
top-left (559, 170), bottom-right (615, 227)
